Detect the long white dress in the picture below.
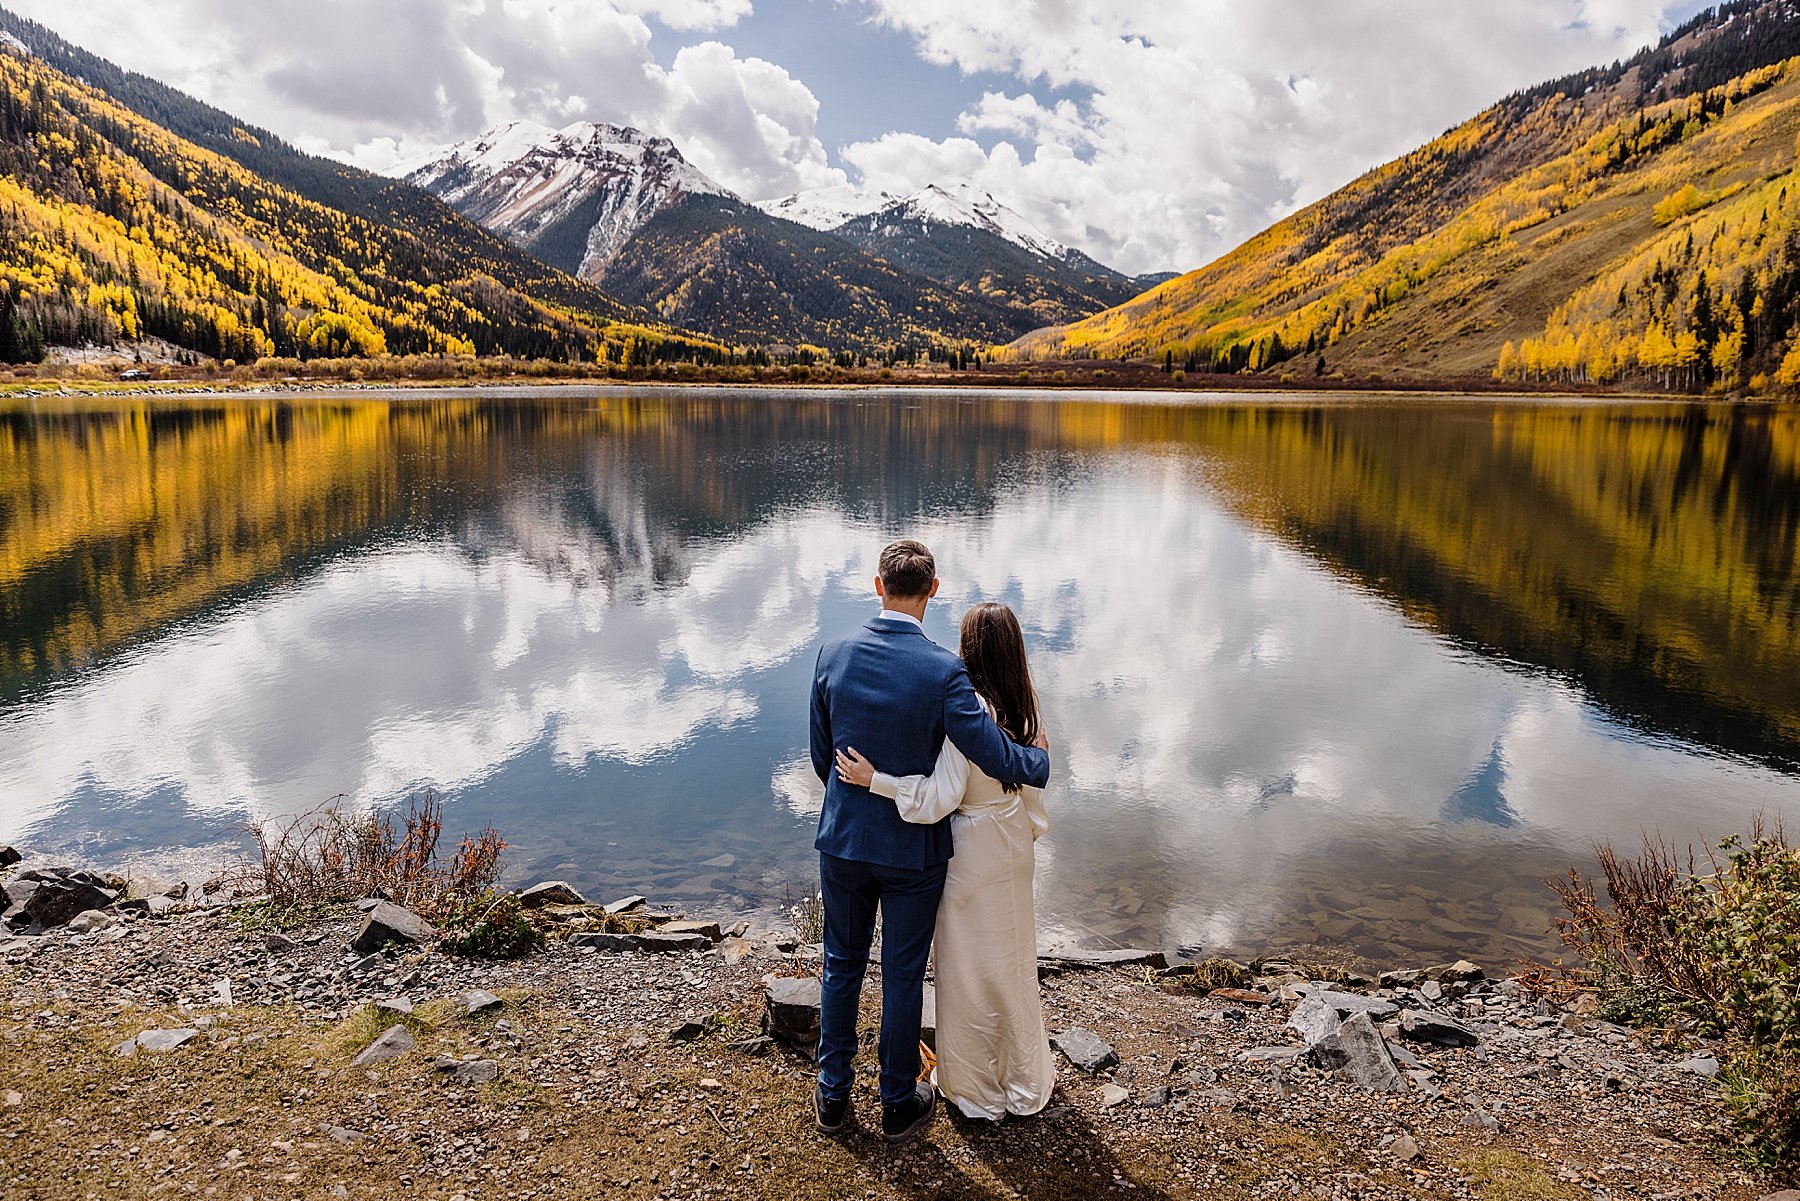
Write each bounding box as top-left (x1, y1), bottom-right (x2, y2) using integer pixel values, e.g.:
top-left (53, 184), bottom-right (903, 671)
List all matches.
top-left (870, 728), bottom-right (1056, 1120)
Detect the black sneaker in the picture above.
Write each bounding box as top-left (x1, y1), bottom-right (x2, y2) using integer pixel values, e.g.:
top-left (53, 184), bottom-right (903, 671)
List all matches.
top-left (814, 1084), bottom-right (850, 1135)
top-left (881, 1080), bottom-right (936, 1144)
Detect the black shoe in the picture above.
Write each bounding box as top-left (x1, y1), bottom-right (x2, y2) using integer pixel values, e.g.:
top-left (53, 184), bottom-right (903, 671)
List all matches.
top-left (814, 1084), bottom-right (850, 1135)
top-left (881, 1081), bottom-right (936, 1144)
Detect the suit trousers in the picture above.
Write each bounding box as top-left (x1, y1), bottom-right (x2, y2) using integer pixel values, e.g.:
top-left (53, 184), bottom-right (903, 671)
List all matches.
top-left (816, 851), bottom-right (948, 1107)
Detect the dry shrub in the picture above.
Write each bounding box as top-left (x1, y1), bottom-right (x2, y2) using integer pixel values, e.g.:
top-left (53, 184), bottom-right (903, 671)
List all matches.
top-left (1548, 817), bottom-right (1800, 1166)
top-left (250, 791), bottom-right (504, 919)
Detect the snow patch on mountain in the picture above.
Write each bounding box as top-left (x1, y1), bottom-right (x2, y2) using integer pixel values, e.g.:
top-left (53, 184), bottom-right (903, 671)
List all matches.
top-left (757, 185), bottom-right (897, 231)
top-left (0, 29), bottom-right (31, 56)
top-left (761, 182), bottom-right (1071, 262)
top-left (395, 120), bottom-right (732, 280)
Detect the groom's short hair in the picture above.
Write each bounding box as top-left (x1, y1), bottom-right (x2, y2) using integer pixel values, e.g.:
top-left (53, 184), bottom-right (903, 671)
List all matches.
top-left (879, 539), bottom-right (936, 599)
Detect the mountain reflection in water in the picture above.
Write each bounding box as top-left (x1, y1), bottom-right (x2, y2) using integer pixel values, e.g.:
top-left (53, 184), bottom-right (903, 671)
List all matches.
top-left (1, 389), bottom-right (1796, 963)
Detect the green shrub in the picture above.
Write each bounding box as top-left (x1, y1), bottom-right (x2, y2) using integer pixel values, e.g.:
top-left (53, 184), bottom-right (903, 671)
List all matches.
top-left (438, 890), bottom-right (545, 959)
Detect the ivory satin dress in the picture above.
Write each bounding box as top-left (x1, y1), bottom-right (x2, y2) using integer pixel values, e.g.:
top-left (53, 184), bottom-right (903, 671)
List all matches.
top-left (870, 725), bottom-right (1056, 1120)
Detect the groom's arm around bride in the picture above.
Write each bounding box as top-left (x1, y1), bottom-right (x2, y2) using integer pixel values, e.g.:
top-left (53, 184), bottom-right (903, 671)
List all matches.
top-left (804, 539), bottom-right (1049, 1144)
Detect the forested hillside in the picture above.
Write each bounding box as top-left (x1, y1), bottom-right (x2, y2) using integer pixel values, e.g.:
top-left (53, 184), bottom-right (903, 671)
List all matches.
top-left (0, 21), bottom-right (720, 366)
top-left (602, 196), bottom-right (1033, 351)
top-left (1005, 0), bottom-right (1800, 391)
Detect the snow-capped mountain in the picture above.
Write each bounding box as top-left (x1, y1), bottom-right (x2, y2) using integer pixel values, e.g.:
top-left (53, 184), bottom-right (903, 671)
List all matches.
top-left (0, 29), bottom-right (31, 55)
top-left (759, 182), bottom-right (1072, 262)
top-left (396, 120), bottom-right (731, 281)
top-left (756, 185), bottom-right (898, 232)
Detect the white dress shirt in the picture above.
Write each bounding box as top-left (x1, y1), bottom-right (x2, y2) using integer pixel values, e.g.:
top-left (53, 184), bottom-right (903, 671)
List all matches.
top-left (877, 608), bottom-right (924, 629)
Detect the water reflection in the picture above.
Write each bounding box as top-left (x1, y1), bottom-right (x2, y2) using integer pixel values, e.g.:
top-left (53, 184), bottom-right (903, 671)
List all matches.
top-left (1, 390), bottom-right (1797, 962)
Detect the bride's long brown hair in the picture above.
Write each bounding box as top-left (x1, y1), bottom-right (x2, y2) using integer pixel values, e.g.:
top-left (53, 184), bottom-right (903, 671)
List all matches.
top-left (959, 602), bottom-right (1040, 792)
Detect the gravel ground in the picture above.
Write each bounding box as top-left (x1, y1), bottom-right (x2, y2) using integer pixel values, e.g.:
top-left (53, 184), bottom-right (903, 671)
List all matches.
top-left (0, 900), bottom-right (1780, 1201)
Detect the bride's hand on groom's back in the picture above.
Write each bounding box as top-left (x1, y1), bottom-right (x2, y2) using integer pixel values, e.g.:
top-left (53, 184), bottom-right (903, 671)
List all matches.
top-left (835, 746), bottom-right (876, 788)
top-left (1032, 729), bottom-right (1050, 751)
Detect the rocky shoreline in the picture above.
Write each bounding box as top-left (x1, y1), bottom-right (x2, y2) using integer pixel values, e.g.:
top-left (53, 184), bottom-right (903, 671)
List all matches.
top-left (0, 851), bottom-right (1786, 1200)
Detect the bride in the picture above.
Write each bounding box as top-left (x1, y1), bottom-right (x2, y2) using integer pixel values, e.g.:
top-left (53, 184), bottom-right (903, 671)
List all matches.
top-left (834, 601), bottom-right (1055, 1121)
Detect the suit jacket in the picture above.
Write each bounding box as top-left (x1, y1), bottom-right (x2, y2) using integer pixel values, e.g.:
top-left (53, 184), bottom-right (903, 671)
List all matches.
top-left (810, 615), bottom-right (1051, 869)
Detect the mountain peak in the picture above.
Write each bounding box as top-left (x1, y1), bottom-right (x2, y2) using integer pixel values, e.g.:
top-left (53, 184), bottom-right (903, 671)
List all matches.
top-left (757, 181), bottom-right (1071, 262)
top-left (398, 119), bottom-right (731, 280)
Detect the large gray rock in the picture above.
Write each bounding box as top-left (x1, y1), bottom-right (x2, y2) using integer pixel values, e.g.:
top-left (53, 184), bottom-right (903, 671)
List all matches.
top-left (567, 931), bottom-right (636, 952)
top-left (763, 975), bottom-right (821, 1052)
top-left (117, 1028), bottom-right (200, 1056)
top-left (517, 881), bottom-right (587, 908)
top-left (1400, 1008), bottom-right (1481, 1048)
top-left (462, 990), bottom-right (504, 1016)
top-left (1310, 1011), bottom-right (1407, 1092)
top-left (661, 920), bottom-right (723, 942)
top-left (6, 868), bottom-right (118, 929)
top-left (352, 1024), bottom-right (416, 1065)
top-left (349, 902), bottom-right (437, 954)
top-left (1051, 1027), bottom-right (1120, 1073)
top-left (1288, 988), bottom-right (1399, 1046)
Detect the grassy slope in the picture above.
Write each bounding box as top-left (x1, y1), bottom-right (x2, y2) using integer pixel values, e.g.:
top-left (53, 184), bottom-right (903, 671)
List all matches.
top-left (1004, 2), bottom-right (1800, 383)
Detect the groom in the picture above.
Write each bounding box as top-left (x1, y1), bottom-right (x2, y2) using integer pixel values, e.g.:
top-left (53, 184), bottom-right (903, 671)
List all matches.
top-left (808, 539), bottom-right (1051, 1143)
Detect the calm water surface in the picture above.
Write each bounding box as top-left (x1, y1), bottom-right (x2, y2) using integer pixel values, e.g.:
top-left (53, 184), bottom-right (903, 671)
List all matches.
top-left (3, 387), bottom-right (1798, 964)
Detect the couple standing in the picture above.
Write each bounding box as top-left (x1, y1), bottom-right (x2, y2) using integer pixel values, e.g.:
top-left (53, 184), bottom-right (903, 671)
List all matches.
top-left (808, 539), bottom-right (1055, 1143)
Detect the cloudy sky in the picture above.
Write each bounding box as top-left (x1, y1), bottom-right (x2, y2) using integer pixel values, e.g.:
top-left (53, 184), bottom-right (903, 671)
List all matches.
top-left (8, 0), bottom-right (1711, 273)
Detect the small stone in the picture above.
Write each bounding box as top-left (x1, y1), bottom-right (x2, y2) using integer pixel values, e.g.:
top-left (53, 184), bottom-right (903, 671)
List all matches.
top-left (320, 1124), bottom-right (363, 1144)
top-left (1100, 1083), bottom-right (1131, 1108)
top-left (1392, 1133), bottom-right (1422, 1162)
top-left (1142, 1085), bottom-right (1171, 1108)
top-left (1378, 969), bottom-right (1424, 989)
top-left (462, 989), bottom-right (504, 1016)
top-left (1400, 1009), bottom-right (1481, 1048)
top-left (135, 1028), bottom-right (200, 1053)
top-left (669, 1020), bottom-right (708, 1042)
top-left (264, 932), bottom-right (299, 953)
top-left (631, 931), bottom-right (710, 953)
top-left (661, 920), bottom-right (724, 942)
top-left (1461, 1105), bottom-right (1500, 1130)
top-left (727, 1035), bottom-right (774, 1057)
top-left (1051, 1027), bottom-right (1120, 1074)
top-left (377, 996), bottom-right (413, 1015)
top-left (699, 1077), bottom-right (723, 1090)
top-left (351, 1025), bottom-right (416, 1066)
top-left (1419, 979), bottom-right (1444, 1003)
top-left (1239, 1046), bottom-right (1305, 1063)
top-left (66, 909), bottom-right (117, 933)
top-left (1435, 959), bottom-right (1485, 984)
top-left (349, 903), bottom-right (437, 954)
top-left (518, 881), bottom-right (588, 908)
top-left (348, 952), bottom-right (384, 973)
top-left (0, 846), bottom-right (19, 867)
top-left (451, 1059), bottom-right (499, 1084)
top-left (1, 1090), bottom-right (20, 1107)
top-left (1678, 1055), bottom-right (1721, 1078)
top-left (763, 975), bottom-right (822, 1052)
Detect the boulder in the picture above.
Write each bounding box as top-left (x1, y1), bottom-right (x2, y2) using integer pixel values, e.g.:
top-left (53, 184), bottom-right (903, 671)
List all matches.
top-left (1309, 1011), bottom-right (1407, 1093)
top-left (1392, 1133), bottom-right (1423, 1162)
top-left (0, 846), bottom-right (20, 868)
top-left (517, 881), bottom-right (587, 908)
top-left (349, 902), bottom-right (437, 954)
top-left (1431, 959), bottom-right (1485, 984)
top-left (762, 975), bottom-right (821, 1053)
top-left (1399, 1008), bottom-right (1481, 1048)
top-left (8, 869), bottom-right (118, 929)
top-left (668, 1020), bottom-right (709, 1042)
top-left (661, 920), bottom-right (723, 942)
top-left (351, 1025), bottom-right (415, 1066)
top-left (1051, 1027), bottom-right (1120, 1073)
top-left (125, 876), bottom-right (186, 900)
top-left (66, 909), bottom-right (116, 933)
top-left (1099, 1083), bottom-right (1131, 1108)
top-left (567, 931), bottom-right (636, 952)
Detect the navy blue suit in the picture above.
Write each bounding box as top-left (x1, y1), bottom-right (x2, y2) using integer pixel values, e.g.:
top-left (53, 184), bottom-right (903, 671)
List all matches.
top-left (808, 614), bottom-right (1050, 1105)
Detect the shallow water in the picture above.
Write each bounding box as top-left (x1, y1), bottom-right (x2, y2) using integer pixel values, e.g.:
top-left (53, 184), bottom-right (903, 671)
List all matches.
top-left (2, 387), bottom-right (1797, 963)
